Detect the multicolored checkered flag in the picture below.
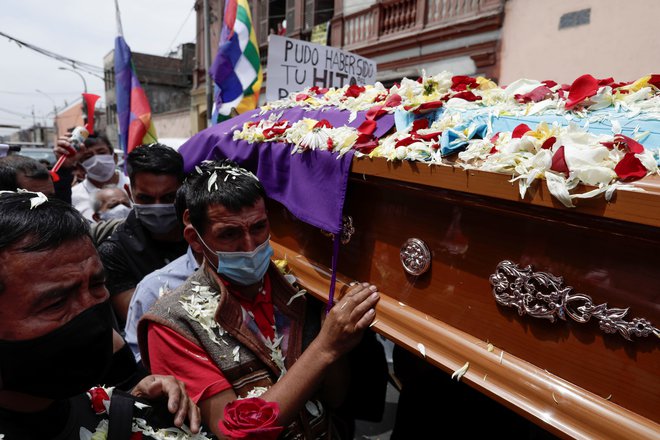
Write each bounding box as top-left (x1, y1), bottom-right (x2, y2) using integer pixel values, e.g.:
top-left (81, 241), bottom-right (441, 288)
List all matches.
top-left (210, 0), bottom-right (262, 124)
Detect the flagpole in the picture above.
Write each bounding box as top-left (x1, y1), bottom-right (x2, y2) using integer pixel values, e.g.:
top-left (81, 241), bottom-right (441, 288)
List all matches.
top-left (203, 0), bottom-right (213, 127)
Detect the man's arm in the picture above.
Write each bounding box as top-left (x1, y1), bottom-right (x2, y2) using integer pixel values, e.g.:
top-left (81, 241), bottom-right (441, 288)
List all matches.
top-left (203, 283), bottom-right (380, 435)
top-left (125, 282), bottom-right (160, 361)
top-left (98, 240), bottom-right (138, 326)
top-left (111, 288), bottom-right (135, 329)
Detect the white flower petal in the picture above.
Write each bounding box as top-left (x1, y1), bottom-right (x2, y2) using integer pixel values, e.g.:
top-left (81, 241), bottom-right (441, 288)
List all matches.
top-left (451, 361), bottom-right (470, 381)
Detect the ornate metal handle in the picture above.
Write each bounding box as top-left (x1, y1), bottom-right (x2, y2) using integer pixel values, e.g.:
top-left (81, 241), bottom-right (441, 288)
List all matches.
top-left (490, 260), bottom-right (660, 341)
top-left (321, 215), bottom-right (355, 245)
top-left (400, 238), bottom-right (431, 276)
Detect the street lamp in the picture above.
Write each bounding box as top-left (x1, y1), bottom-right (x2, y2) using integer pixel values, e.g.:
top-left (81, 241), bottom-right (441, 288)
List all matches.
top-left (35, 89), bottom-right (58, 140)
top-left (58, 66), bottom-right (88, 93)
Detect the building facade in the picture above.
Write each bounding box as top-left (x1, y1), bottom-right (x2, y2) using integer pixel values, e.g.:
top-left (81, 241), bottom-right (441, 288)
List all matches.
top-left (103, 43), bottom-right (195, 149)
top-left (190, 0), bottom-right (659, 131)
top-left (190, 0), bottom-right (505, 133)
top-left (499, 0), bottom-right (660, 85)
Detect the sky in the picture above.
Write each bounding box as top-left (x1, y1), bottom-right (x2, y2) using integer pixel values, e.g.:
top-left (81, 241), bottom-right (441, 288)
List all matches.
top-left (0, 0), bottom-right (197, 136)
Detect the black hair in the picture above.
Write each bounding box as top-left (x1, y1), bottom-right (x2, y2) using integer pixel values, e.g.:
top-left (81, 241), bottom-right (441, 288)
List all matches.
top-left (125, 143), bottom-right (184, 183)
top-left (185, 160), bottom-right (266, 233)
top-left (84, 133), bottom-right (113, 151)
top-left (174, 167), bottom-right (205, 225)
top-left (0, 192), bottom-right (91, 291)
top-left (0, 155), bottom-right (51, 191)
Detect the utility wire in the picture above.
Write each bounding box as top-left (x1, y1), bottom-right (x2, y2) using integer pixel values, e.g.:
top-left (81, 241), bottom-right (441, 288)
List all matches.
top-left (163, 6), bottom-right (194, 56)
top-left (0, 30), bottom-right (104, 79)
top-left (0, 107), bottom-right (40, 118)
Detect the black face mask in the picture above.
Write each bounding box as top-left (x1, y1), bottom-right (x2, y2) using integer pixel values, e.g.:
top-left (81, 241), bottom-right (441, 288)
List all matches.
top-left (0, 301), bottom-right (114, 400)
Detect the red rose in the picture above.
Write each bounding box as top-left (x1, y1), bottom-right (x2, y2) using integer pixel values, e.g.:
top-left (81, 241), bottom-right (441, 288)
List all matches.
top-left (87, 387), bottom-right (110, 415)
top-left (219, 398), bottom-right (284, 440)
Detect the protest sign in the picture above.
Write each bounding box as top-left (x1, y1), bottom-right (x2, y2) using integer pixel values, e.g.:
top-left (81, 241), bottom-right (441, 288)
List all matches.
top-left (266, 35), bottom-right (377, 102)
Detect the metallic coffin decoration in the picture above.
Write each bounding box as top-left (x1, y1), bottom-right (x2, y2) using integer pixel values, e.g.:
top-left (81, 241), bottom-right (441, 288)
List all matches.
top-left (490, 260), bottom-right (660, 341)
top-left (400, 238), bottom-right (431, 276)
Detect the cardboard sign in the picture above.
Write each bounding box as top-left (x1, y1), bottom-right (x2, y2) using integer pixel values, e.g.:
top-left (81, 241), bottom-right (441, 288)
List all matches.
top-left (266, 35), bottom-right (377, 102)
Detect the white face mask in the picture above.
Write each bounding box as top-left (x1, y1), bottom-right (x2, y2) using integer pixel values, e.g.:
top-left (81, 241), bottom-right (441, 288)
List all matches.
top-left (98, 203), bottom-right (131, 221)
top-left (82, 154), bottom-right (116, 182)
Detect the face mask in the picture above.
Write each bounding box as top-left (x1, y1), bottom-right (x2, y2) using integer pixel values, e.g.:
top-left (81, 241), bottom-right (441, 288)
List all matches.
top-left (198, 232), bottom-right (274, 286)
top-left (134, 203), bottom-right (179, 235)
top-left (82, 154), bottom-right (116, 182)
top-left (99, 203), bottom-right (131, 221)
top-left (0, 301), bottom-right (114, 400)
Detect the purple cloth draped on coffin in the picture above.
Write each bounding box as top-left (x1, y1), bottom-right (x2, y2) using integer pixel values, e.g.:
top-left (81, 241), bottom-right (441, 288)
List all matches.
top-left (179, 107), bottom-right (395, 235)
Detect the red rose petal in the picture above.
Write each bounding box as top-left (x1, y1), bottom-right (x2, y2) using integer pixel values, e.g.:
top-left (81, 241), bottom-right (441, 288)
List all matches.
top-left (395, 137), bottom-right (416, 148)
top-left (411, 118), bottom-right (429, 133)
top-left (514, 85), bottom-right (554, 103)
top-left (614, 152), bottom-right (648, 181)
top-left (490, 132), bottom-right (500, 143)
top-left (648, 74), bottom-right (660, 89)
top-left (542, 80), bottom-right (558, 89)
top-left (354, 134), bottom-right (379, 154)
top-left (416, 100), bottom-right (444, 111)
top-left (365, 105), bottom-right (386, 121)
top-left (357, 119), bottom-right (377, 135)
top-left (565, 74), bottom-right (599, 109)
top-left (541, 136), bottom-right (557, 150)
top-left (451, 75), bottom-right (478, 91)
top-left (450, 91), bottom-right (481, 102)
top-left (309, 86), bottom-right (328, 95)
top-left (384, 93), bottom-right (402, 107)
top-left (414, 131), bottom-right (442, 142)
top-left (550, 145), bottom-right (569, 175)
top-left (512, 123), bottom-right (532, 139)
top-left (615, 134), bottom-right (645, 154)
top-left (344, 84), bottom-right (366, 98)
top-left (313, 119), bottom-right (332, 129)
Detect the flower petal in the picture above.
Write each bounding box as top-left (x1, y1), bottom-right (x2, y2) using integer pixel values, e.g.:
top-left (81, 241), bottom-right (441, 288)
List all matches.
top-left (550, 146), bottom-right (569, 174)
top-left (614, 152), bottom-right (648, 181)
top-left (565, 74), bottom-right (599, 109)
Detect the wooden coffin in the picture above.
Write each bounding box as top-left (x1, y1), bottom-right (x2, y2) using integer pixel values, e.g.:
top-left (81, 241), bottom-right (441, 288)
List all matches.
top-left (267, 157), bottom-right (660, 439)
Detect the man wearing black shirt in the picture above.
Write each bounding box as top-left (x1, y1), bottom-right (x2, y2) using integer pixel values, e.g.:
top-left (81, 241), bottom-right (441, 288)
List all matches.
top-left (0, 191), bottom-right (202, 439)
top-left (97, 143), bottom-right (188, 326)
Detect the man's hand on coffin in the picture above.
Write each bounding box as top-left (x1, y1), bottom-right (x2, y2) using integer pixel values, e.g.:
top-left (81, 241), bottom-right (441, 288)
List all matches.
top-left (318, 282), bottom-right (380, 359)
top-left (131, 374), bottom-right (202, 433)
top-left (253, 282), bottom-right (381, 427)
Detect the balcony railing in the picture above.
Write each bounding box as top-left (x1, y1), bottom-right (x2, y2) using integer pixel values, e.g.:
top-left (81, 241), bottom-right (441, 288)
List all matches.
top-left (342, 0), bottom-right (502, 48)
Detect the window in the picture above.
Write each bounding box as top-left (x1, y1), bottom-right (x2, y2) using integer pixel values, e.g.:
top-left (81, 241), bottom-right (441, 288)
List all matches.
top-left (559, 8), bottom-right (591, 29)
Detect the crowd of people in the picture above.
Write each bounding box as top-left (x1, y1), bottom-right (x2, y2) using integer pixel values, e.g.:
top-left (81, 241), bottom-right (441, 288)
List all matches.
top-left (0, 133), bottom-right (386, 439)
top-left (0, 131), bottom-right (550, 439)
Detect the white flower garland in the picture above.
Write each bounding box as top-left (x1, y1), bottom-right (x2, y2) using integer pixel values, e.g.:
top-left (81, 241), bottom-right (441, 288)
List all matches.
top-left (179, 280), bottom-right (288, 382)
top-left (179, 281), bottom-right (227, 346)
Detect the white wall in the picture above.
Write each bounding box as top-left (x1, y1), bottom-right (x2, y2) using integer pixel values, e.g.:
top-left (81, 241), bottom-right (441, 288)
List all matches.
top-left (152, 109), bottom-right (192, 139)
top-left (499, 0), bottom-right (660, 85)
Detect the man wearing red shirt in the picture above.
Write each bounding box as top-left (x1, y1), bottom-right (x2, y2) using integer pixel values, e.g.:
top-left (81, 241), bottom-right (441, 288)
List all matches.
top-left (139, 160), bottom-right (380, 439)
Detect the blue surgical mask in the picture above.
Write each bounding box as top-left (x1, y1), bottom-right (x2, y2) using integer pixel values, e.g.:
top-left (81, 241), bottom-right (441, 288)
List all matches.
top-left (197, 232), bottom-right (274, 286)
